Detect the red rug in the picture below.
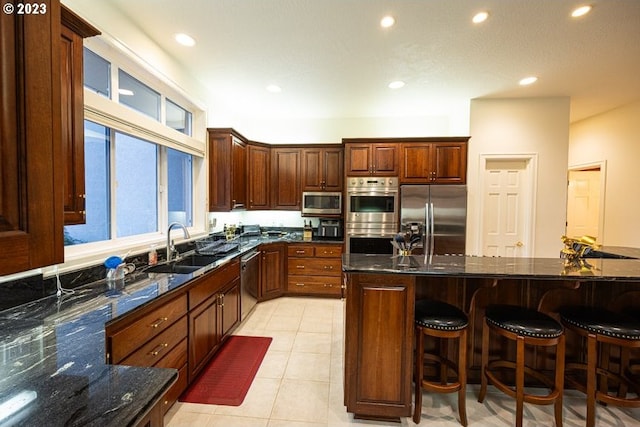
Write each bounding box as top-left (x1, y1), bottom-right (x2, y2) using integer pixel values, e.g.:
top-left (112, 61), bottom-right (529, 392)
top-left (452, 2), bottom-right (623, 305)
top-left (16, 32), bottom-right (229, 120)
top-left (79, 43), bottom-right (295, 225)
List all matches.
top-left (179, 335), bottom-right (272, 406)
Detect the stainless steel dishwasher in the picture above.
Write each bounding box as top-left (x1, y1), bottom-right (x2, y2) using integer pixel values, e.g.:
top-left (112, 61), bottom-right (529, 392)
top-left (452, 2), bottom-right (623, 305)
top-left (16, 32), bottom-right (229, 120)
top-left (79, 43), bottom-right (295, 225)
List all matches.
top-left (240, 249), bottom-right (260, 320)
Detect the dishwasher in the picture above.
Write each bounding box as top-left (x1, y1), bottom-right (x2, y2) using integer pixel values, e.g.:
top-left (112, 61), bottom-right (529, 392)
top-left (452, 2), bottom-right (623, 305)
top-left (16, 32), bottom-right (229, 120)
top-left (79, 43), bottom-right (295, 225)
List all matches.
top-left (240, 249), bottom-right (260, 320)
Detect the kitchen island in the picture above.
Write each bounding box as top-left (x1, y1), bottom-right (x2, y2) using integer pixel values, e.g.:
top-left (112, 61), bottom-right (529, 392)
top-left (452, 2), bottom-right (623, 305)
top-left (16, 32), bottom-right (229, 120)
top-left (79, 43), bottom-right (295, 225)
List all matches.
top-left (342, 254), bottom-right (640, 421)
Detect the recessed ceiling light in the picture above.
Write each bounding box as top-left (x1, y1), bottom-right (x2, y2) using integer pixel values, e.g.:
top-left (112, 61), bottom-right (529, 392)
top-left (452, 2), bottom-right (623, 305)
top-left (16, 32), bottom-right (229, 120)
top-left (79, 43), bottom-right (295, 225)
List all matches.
top-left (118, 88), bottom-right (134, 96)
top-left (388, 81), bottom-right (405, 89)
top-left (519, 76), bottom-right (538, 86)
top-left (266, 84), bottom-right (282, 93)
top-left (472, 11), bottom-right (489, 24)
top-left (571, 5), bottom-right (592, 18)
top-left (175, 33), bottom-right (196, 47)
top-left (380, 15), bottom-right (395, 28)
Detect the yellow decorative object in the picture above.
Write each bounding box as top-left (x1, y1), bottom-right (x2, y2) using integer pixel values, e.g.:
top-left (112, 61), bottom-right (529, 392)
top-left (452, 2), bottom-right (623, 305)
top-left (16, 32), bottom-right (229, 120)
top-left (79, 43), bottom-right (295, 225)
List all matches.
top-left (560, 235), bottom-right (600, 274)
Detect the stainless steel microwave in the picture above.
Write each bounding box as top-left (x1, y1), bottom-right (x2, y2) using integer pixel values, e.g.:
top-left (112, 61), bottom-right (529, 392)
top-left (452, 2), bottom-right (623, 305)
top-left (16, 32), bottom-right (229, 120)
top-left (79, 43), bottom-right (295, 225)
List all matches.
top-left (302, 192), bottom-right (342, 215)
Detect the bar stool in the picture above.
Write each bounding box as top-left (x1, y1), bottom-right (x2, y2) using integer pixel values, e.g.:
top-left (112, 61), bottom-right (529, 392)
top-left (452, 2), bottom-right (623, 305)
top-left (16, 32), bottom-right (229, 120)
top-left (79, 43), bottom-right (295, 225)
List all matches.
top-left (559, 306), bottom-right (640, 427)
top-left (478, 304), bottom-right (565, 427)
top-left (413, 299), bottom-right (468, 426)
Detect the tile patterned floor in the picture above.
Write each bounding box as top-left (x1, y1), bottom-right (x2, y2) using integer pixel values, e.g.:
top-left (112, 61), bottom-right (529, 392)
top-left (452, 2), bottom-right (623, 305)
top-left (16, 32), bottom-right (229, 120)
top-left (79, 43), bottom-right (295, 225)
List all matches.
top-left (164, 297), bottom-right (640, 427)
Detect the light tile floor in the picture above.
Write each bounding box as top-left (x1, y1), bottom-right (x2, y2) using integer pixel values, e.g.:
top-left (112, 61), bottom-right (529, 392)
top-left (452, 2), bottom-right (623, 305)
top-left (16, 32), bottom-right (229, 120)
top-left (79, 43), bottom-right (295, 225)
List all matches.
top-left (165, 297), bottom-right (640, 427)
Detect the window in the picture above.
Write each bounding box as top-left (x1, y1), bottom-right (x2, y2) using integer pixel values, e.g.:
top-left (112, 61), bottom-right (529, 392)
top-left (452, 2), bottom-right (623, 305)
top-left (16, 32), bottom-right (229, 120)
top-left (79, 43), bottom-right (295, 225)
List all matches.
top-left (83, 47), bottom-right (110, 97)
top-left (64, 121), bottom-right (193, 246)
top-left (118, 69), bottom-right (161, 121)
top-left (166, 99), bottom-right (192, 136)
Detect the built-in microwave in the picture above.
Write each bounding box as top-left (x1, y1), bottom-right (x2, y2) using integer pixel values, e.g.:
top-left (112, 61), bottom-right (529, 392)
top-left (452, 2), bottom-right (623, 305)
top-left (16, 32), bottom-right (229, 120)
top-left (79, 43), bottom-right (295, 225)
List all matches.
top-left (302, 192), bottom-right (342, 215)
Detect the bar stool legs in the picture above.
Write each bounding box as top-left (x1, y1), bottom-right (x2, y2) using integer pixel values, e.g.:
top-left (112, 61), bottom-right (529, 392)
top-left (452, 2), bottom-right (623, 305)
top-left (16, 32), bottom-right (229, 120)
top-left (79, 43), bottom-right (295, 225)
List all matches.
top-left (413, 300), bottom-right (468, 426)
top-left (478, 304), bottom-right (565, 427)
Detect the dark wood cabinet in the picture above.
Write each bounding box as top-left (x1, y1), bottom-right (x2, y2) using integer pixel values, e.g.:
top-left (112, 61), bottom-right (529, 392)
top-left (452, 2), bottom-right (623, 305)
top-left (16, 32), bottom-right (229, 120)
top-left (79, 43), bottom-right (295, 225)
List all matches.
top-left (208, 128), bottom-right (247, 211)
top-left (287, 244), bottom-right (343, 297)
top-left (271, 147), bottom-right (301, 210)
top-left (259, 243), bottom-right (286, 300)
top-left (344, 273), bottom-right (415, 420)
top-left (247, 143), bottom-right (271, 209)
top-left (343, 141), bottom-right (398, 176)
top-left (60, 6), bottom-right (99, 225)
top-left (301, 146), bottom-right (343, 192)
top-left (188, 258), bottom-right (240, 380)
top-left (0, 1), bottom-right (65, 276)
top-left (400, 138), bottom-right (468, 184)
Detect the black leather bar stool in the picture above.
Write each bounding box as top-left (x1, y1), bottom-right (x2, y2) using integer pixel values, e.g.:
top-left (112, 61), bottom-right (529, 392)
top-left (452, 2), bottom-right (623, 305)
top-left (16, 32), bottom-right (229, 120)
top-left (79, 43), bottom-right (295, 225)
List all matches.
top-left (413, 299), bottom-right (469, 426)
top-left (559, 306), bottom-right (640, 427)
top-left (478, 304), bottom-right (565, 427)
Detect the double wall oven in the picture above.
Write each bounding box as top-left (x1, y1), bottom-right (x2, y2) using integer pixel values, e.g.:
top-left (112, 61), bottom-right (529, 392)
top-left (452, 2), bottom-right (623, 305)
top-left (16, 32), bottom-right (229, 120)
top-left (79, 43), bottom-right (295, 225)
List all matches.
top-left (345, 176), bottom-right (398, 254)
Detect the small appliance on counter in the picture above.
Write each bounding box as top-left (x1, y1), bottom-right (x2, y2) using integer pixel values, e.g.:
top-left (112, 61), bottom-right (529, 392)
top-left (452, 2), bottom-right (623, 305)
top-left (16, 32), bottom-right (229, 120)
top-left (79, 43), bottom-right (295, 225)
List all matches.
top-left (318, 219), bottom-right (343, 239)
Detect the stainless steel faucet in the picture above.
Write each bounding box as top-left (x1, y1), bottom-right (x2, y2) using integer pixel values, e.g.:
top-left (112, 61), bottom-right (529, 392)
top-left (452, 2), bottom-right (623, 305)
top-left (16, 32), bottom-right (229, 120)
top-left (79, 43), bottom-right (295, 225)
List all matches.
top-left (167, 222), bottom-right (190, 262)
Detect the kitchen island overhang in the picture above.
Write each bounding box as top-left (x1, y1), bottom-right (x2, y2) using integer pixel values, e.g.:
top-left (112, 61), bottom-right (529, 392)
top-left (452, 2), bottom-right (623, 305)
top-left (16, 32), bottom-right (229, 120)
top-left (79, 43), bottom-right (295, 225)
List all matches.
top-left (341, 254), bottom-right (640, 422)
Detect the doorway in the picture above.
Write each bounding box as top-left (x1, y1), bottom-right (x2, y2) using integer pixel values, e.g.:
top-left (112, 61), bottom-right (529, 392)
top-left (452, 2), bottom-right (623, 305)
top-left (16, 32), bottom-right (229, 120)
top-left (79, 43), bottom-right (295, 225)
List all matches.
top-left (566, 162), bottom-right (606, 243)
top-left (479, 155), bottom-right (536, 257)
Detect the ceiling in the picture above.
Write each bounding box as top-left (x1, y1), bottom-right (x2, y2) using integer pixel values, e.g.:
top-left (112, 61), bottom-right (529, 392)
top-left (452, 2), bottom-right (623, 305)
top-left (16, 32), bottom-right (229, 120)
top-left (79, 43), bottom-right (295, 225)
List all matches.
top-left (105, 0), bottom-right (640, 123)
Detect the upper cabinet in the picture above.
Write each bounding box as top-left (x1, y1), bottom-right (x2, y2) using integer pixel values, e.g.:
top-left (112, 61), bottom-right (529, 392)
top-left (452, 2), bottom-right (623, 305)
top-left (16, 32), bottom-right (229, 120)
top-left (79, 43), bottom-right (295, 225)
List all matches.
top-left (301, 146), bottom-right (343, 192)
top-left (60, 6), bottom-right (100, 225)
top-left (271, 147), bottom-right (301, 210)
top-left (0, 1), bottom-right (65, 275)
top-left (399, 138), bottom-right (469, 184)
top-left (247, 143), bottom-right (270, 210)
top-left (343, 141), bottom-right (398, 176)
top-left (208, 128), bottom-right (247, 211)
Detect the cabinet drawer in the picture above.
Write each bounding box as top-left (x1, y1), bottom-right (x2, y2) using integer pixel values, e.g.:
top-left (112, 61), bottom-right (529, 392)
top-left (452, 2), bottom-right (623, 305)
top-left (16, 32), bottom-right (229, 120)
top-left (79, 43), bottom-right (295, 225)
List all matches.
top-left (163, 364), bottom-right (188, 414)
top-left (288, 275), bottom-right (342, 296)
top-left (155, 337), bottom-right (188, 370)
top-left (314, 245), bottom-right (342, 258)
top-left (288, 245), bottom-right (314, 257)
top-left (110, 293), bottom-right (187, 363)
top-left (189, 258), bottom-right (240, 309)
top-left (120, 316), bottom-right (187, 367)
top-left (288, 258), bottom-right (342, 276)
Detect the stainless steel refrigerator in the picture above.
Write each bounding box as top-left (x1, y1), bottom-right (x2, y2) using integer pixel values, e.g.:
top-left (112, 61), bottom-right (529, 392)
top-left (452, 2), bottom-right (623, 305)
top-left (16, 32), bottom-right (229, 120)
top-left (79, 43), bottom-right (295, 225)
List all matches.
top-left (400, 185), bottom-right (467, 256)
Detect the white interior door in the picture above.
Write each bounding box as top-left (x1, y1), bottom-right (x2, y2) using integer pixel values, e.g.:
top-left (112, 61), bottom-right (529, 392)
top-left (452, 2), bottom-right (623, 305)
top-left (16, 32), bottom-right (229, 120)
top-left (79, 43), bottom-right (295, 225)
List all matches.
top-left (566, 169), bottom-right (601, 240)
top-left (481, 159), bottom-right (531, 257)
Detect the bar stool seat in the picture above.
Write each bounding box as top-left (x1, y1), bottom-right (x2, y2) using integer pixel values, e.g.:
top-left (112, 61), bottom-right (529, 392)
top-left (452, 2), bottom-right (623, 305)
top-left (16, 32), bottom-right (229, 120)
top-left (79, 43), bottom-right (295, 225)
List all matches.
top-left (414, 299), bottom-right (469, 426)
top-left (559, 306), bottom-right (640, 427)
top-left (478, 304), bottom-right (565, 427)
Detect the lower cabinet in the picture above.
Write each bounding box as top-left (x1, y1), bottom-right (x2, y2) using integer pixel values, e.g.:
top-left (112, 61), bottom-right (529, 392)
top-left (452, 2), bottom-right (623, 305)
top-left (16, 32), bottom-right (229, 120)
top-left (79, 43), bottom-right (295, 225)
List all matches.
top-left (188, 258), bottom-right (241, 381)
top-left (287, 244), bottom-right (343, 297)
top-left (259, 243), bottom-right (286, 301)
top-left (105, 293), bottom-right (189, 422)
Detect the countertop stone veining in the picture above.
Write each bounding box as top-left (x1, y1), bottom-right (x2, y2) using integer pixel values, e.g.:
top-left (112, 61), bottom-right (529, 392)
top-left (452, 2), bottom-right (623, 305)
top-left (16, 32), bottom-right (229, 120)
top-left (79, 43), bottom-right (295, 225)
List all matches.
top-left (0, 233), bottom-right (343, 426)
top-left (342, 253), bottom-right (640, 281)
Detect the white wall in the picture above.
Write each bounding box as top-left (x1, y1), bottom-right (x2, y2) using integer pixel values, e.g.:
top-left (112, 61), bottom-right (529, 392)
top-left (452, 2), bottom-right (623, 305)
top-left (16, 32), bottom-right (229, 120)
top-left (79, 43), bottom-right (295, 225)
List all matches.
top-left (569, 100), bottom-right (640, 246)
top-left (469, 97), bottom-right (570, 257)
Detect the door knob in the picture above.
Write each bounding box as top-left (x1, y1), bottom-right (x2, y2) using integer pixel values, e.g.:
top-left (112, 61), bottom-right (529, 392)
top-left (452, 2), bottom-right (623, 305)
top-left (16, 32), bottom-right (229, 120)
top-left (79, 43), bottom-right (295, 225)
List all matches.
top-left (516, 241), bottom-right (524, 247)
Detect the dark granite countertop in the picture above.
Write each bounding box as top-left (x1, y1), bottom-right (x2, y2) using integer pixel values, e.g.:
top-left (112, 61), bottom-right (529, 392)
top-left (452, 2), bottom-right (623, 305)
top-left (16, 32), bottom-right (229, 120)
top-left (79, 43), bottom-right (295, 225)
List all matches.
top-left (0, 233), bottom-right (342, 426)
top-left (342, 254), bottom-right (640, 281)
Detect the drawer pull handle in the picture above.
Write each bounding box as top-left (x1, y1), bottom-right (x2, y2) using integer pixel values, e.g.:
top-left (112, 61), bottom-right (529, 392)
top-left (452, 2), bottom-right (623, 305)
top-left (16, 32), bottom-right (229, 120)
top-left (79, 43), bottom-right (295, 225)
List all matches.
top-left (295, 250), bottom-right (306, 254)
top-left (150, 343), bottom-right (168, 356)
top-left (150, 317), bottom-right (168, 328)
top-left (324, 284), bottom-right (333, 288)
top-left (296, 265), bottom-right (305, 269)
top-left (295, 283), bottom-right (305, 287)
top-left (324, 265), bottom-right (333, 270)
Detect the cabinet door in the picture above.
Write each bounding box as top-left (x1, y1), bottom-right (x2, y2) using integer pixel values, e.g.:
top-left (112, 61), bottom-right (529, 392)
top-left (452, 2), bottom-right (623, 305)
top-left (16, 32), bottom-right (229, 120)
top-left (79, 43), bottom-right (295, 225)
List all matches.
top-left (345, 144), bottom-right (372, 176)
top-left (60, 7), bottom-right (99, 225)
top-left (323, 147), bottom-right (344, 191)
top-left (220, 278), bottom-right (240, 337)
top-left (260, 243), bottom-right (285, 300)
top-left (371, 143), bottom-right (398, 175)
top-left (188, 295), bottom-right (220, 379)
top-left (400, 143), bottom-right (433, 183)
top-left (208, 129), bottom-right (247, 211)
top-left (231, 137), bottom-right (247, 208)
top-left (271, 148), bottom-right (301, 209)
top-left (301, 148), bottom-right (323, 191)
top-left (432, 142), bottom-right (467, 184)
top-left (0, 4), bottom-right (65, 275)
top-left (248, 144), bottom-right (271, 209)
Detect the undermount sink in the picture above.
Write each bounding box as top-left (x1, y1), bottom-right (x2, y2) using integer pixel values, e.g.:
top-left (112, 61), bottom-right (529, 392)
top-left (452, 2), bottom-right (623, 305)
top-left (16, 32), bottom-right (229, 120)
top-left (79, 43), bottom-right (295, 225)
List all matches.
top-left (145, 254), bottom-right (222, 274)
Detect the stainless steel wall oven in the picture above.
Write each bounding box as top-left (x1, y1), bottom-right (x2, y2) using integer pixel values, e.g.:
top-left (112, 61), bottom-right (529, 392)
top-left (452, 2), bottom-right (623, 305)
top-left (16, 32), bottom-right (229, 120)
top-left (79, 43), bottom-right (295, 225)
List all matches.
top-left (345, 177), bottom-right (398, 254)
